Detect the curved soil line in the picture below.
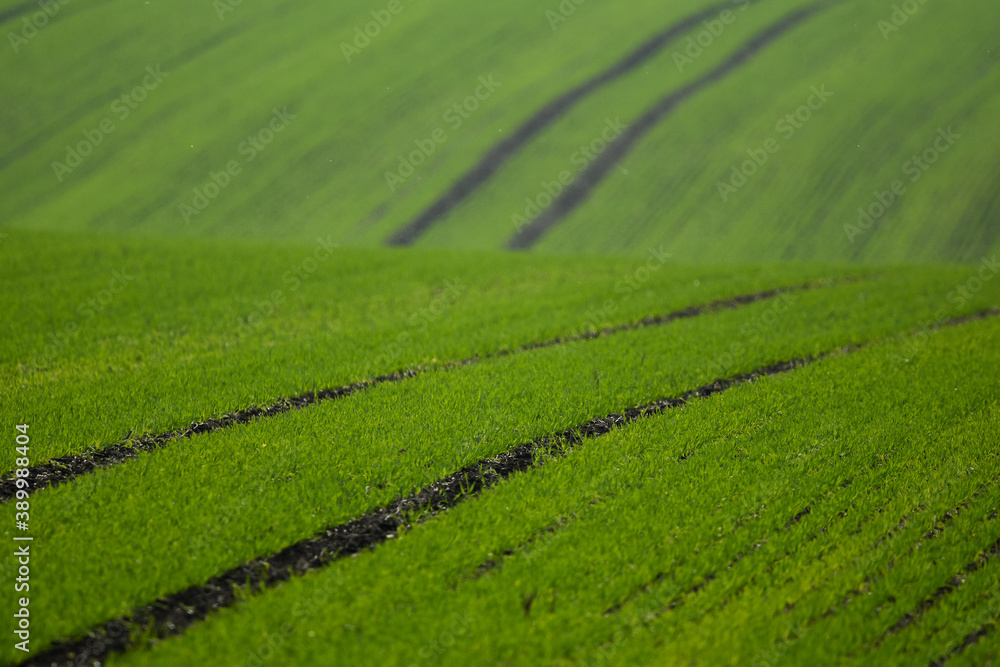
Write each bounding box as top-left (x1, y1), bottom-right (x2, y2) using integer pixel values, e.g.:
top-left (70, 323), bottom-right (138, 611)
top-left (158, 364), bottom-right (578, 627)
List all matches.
top-left (506, 1), bottom-right (831, 250)
top-left (0, 1), bottom-right (37, 25)
top-left (21, 357), bottom-right (818, 667)
top-left (383, 2), bottom-right (735, 247)
top-left (1, 281), bottom-right (833, 502)
top-left (0, 0), bottom-right (120, 27)
top-left (19, 308), bottom-right (998, 666)
top-left (930, 617), bottom-right (999, 667)
top-left (879, 534), bottom-right (1000, 645)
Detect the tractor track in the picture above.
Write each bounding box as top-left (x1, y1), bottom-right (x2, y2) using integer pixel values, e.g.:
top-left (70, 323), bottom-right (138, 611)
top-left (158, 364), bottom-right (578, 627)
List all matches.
top-left (506, 1), bottom-right (832, 250)
top-left (383, 1), bottom-right (737, 246)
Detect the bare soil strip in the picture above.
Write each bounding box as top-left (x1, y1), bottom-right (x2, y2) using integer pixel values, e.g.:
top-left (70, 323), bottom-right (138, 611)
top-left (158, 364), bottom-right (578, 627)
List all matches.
top-left (1, 282), bottom-right (826, 502)
top-left (506, 2), bottom-right (830, 250)
top-left (19, 308), bottom-right (998, 666)
top-left (383, 2), bottom-right (734, 246)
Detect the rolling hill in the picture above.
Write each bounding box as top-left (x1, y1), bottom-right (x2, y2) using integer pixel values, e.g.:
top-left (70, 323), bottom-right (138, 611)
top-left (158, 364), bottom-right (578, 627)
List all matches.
top-left (1, 0), bottom-right (998, 261)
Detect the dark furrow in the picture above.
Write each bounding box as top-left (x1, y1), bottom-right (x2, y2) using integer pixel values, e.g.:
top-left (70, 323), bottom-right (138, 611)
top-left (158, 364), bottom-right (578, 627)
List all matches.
top-left (600, 467), bottom-right (869, 618)
top-left (930, 614), bottom-right (999, 666)
top-left (1, 280), bottom-right (832, 501)
top-left (506, 1), bottom-right (831, 250)
top-left (382, 2), bottom-right (734, 246)
top-left (461, 514), bottom-right (580, 584)
top-left (735, 472), bottom-right (1000, 664)
top-left (22, 357), bottom-right (821, 667)
top-left (0, 0), bottom-right (118, 29)
top-left (0, 0), bottom-right (36, 25)
top-left (18, 308), bottom-right (999, 666)
top-left (879, 535), bottom-right (1000, 645)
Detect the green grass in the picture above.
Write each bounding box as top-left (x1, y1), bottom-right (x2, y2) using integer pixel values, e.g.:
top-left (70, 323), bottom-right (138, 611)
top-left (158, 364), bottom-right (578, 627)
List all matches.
top-left (93, 302), bottom-right (1000, 667)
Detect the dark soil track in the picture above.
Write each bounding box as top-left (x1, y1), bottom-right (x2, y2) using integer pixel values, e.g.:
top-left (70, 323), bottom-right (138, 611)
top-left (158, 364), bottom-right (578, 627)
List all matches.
top-left (0, 369), bottom-right (416, 503)
top-left (1, 282), bottom-right (830, 502)
top-left (0, 1), bottom-right (36, 25)
top-left (383, 2), bottom-right (735, 246)
top-left (930, 618), bottom-right (999, 666)
top-left (880, 534), bottom-right (1000, 644)
top-left (506, 1), bottom-right (831, 250)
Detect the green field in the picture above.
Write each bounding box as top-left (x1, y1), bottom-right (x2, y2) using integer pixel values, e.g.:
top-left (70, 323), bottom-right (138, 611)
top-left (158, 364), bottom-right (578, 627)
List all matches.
top-left (2, 0), bottom-right (999, 664)
top-left (2, 0), bottom-right (998, 260)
